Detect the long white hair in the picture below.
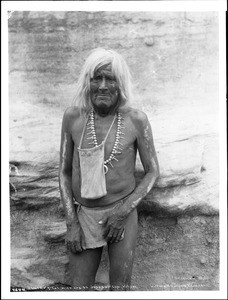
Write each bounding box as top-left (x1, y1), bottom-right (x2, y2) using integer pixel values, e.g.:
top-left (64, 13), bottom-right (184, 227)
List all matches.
top-left (73, 48), bottom-right (133, 112)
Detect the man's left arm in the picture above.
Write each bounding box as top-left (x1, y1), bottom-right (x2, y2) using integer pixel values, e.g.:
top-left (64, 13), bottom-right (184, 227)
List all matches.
top-left (101, 111), bottom-right (159, 242)
top-left (119, 111), bottom-right (159, 214)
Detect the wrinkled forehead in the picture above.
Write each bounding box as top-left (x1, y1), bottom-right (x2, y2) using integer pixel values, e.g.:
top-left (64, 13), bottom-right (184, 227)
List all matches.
top-left (94, 63), bottom-right (112, 75)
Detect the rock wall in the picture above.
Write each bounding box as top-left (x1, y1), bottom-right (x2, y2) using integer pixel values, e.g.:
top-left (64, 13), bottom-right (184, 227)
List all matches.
top-left (9, 11), bottom-right (219, 291)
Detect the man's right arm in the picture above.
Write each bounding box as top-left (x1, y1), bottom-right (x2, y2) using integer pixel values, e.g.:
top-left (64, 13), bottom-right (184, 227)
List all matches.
top-left (59, 108), bottom-right (85, 252)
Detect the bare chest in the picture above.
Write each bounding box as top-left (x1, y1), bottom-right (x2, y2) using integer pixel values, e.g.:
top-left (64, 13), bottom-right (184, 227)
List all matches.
top-left (71, 113), bottom-right (137, 162)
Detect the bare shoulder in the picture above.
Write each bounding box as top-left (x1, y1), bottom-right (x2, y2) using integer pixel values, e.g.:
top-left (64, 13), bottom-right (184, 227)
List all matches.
top-left (120, 106), bottom-right (149, 129)
top-left (61, 106), bottom-right (85, 132)
top-left (62, 106), bottom-right (85, 124)
top-left (63, 106), bottom-right (81, 120)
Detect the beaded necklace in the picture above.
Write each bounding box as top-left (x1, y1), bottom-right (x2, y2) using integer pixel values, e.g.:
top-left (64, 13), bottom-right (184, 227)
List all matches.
top-left (86, 110), bottom-right (125, 174)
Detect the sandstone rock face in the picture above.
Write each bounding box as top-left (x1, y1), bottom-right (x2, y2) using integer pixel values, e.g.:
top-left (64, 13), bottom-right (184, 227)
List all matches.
top-left (156, 138), bottom-right (204, 187)
top-left (43, 222), bottom-right (66, 244)
top-left (135, 136), bottom-right (205, 188)
top-left (8, 11), bottom-right (219, 291)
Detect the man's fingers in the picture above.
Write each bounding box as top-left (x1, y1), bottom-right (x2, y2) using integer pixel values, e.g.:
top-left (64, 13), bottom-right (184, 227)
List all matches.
top-left (115, 228), bottom-right (125, 243)
top-left (104, 224), bottom-right (125, 243)
top-left (103, 226), bottom-right (111, 240)
top-left (104, 226), bottom-right (115, 242)
top-left (69, 242), bottom-right (76, 253)
top-left (66, 240), bottom-right (82, 253)
top-left (74, 241), bottom-right (82, 253)
top-left (70, 242), bottom-right (76, 253)
top-left (109, 228), bottom-right (124, 244)
top-left (80, 231), bottom-right (86, 250)
top-left (66, 240), bottom-right (71, 251)
top-left (108, 229), bottom-right (119, 244)
top-left (66, 240), bottom-right (75, 252)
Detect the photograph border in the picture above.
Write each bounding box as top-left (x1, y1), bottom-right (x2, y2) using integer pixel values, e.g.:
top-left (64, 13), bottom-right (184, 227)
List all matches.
top-left (2, 1), bottom-right (227, 299)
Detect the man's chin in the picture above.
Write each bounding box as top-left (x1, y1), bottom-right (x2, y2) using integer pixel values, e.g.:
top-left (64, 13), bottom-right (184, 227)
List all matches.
top-left (93, 101), bottom-right (114, 112)
top-left (92, 96), bottom-right (118, 112)
top-left (95, 103), bottom-right (110, 110)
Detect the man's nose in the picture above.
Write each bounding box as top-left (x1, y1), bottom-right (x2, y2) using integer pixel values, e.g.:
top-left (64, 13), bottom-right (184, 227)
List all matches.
top-left (98, 77), bottom-right (108, 91)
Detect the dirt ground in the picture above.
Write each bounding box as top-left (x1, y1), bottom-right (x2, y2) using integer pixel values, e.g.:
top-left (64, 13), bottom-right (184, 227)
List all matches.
top-left (10, 199), bottom-right (219, 291)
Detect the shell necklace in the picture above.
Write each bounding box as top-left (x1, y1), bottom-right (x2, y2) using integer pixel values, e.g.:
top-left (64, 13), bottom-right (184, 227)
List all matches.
top-left (86, 110), bottom-right (125, 174)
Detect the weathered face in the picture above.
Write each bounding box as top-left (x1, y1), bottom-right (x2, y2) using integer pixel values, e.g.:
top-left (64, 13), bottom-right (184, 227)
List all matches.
top-left (90, 64), bottom-right (119, 112)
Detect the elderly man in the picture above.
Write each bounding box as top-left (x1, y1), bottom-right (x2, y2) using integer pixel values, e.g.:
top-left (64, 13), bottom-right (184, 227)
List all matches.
top-left (59, 48), bottom-right (159, 291)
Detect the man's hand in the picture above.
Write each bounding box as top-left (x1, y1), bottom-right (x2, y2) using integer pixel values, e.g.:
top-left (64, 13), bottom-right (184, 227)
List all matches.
top-left (99, 209), bottom-right (127, 244)
top-left (65, 222), bottom-right (85, 253)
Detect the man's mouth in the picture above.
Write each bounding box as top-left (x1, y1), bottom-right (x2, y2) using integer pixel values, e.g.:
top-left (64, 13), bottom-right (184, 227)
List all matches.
top-left (97, 93), bottom-right (110, 96)
top-left (96, 94), bottom-right (110, 99)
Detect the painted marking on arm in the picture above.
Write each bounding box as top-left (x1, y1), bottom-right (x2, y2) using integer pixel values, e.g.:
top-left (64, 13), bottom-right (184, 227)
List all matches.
top-left (62, 133), bottom-right (67, 162)
top-left (147, 179), bottom-right (154, 193)
top-left (131, 198), bottom-right (141, 209)
top-left (144, 126), bottom-right (149, 139)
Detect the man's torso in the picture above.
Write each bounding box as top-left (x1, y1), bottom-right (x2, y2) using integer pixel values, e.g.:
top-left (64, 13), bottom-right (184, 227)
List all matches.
top-left (68, 106), bottom-right (140, 207)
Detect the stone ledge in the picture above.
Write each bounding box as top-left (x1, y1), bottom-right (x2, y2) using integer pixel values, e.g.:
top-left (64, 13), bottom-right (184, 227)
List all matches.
top-left (136, 136), bottom-right (204, 188)
top-left (9, 134), bottom-right (218, 217)
top-left (43, 224), bottom-right (66, 244)
top-left (138, 185), bottom-right (218, 218)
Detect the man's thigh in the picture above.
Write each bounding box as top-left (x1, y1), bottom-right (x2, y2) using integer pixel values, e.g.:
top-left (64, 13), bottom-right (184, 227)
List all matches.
top-left (108, 208), bottom-right (138, 291)
top-left (68, 247), bottom-right (103, 290)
